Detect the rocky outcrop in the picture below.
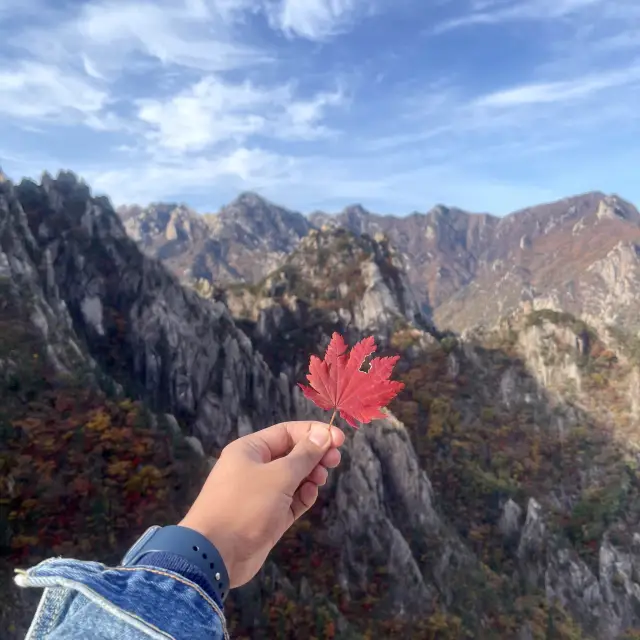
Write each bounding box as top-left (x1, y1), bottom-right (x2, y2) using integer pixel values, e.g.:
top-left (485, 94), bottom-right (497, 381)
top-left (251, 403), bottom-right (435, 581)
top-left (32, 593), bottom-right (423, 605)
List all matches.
top-left (121, 190), bottom-right (640, 336)
top-left (326, 418), bottom-right (478, 617)
top-left (311, 192), bottom-right (640, 335)
top-left (14, 175), bottom-right (294, 451)
top-left (597, 196), bottom-right (631, 221)
top-left (205, 226), bottom-right (438, 384)
top-left (118, 192), bottom-right (313, 286)
top-left (312, 202), bottom-right (497, 317)
top-left (6, 171), bottom-right (640, 638)
top-left (1, 172), bottom-right (470, 636)
top-left (511, 497), bottom-right (640, 639)
top-left (516, 318), bottom-right (584, 397)
top-left (0, 176), bottom-right (88, 375)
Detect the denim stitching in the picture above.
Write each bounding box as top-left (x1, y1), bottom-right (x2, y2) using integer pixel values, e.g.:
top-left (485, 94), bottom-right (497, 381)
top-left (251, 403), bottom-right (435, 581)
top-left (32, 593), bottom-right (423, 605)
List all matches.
top-left (117, 566), bottom-right (229, 638)
top-left (16, 573), bottom-right (175, 639)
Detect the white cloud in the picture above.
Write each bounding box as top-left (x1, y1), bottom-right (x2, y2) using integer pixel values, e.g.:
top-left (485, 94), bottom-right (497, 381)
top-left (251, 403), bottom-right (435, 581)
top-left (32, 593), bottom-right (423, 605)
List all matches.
top-left (87, 147), bottom-right (296, 204)
top-left (76, 1), bottom-right (263, 71)
top-left (137, 78), bottom-right (279, 153)
top-left (0, 0), bottom-right (348, 169)
top-left (12, 0), bottom-right (268, 78)
top-left (360, 60), bottom-right (640, 172)
top-left (280, 88), bottom-right (345, 138)
top-left (136, 77), bottom-right (345, 153)
top-left (0, 62), bottom-right (108, 123)
top-left (472, 69), bottom-right (640, 107)
top-left (3, 0), bottom-right (639, 216)
top-left (433, 0), bottom-right (607, 32)
top-left (267, 0), bottom-right (365, 40)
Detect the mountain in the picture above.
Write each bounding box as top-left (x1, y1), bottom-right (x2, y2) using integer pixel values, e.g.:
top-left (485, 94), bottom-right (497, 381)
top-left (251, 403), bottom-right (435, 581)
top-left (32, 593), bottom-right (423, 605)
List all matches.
top-left (310, 202), bottom-right (498, 317)
top-left (312, 193), bottom-right (640, 334)
top-left (0, 172), bottom-right (477, 638)
top-left (4, 172), bottom-right (640, 638)
top-left (196, 225), bottom-right (437, 383)
top-left (118, 192), bottom-right (312, 285)
top-left (122, 190), bottom-right (640, 339)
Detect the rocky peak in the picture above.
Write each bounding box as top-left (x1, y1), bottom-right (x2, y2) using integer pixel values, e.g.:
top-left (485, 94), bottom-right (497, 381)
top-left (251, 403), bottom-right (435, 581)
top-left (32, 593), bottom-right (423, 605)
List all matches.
top-left (1, 171), bottom-right (488, 638)
top-left (116, 193), bottom-right (313, 286)
top-left (596, 195), bottom-right (639, 222)
top-left (116, 188), bottom-right (640, 336)
top-left (340, 204), bottom-right (371, 231)
top-left (427, 204), bottom-right (450, 218)
top-left (291, 226), bottom-right (427, 333)
top-left (435, 192), bottom-right (640, 332)
top-left (233, 191), bottom-right (269, 206)
top-left (214, 226), bottom-right (436, 380)
top-left (117, 202), bottom-right (205, 246)
top-left (217, 191), bottom-right (311, 244)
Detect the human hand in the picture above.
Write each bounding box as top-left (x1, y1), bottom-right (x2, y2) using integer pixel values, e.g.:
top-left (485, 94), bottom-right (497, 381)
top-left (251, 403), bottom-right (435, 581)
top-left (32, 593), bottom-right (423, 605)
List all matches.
top-left (178, 421), bottom-right (345, 589)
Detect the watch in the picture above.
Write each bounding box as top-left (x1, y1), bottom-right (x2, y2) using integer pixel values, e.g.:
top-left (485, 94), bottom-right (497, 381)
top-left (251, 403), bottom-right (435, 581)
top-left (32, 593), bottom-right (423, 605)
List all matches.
top-left (128, 525), bottom-right (230, 603)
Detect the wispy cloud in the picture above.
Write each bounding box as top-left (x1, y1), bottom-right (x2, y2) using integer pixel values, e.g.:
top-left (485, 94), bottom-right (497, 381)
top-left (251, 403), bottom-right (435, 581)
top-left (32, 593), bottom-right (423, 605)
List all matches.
top-left (136, 78), bottom-right (285, 153)
top-left (266, 0), bottom-right (367, 40)
top-left (0, 62), bottom-right (108, 124)
top-left (0, 0), bottom-right (354, 203)
top-left (2, 0), bottom-right (640, 216)
top-left (136, 77), bottom-right (345, 153)
top-left (472, 68), bottom-right (640, 107)
top-left (280, 88), bottom-right (346, 138)
top-left (433, 0), bottom-right (607, 32)
top-left (10, 0), bottom-right (268, 78)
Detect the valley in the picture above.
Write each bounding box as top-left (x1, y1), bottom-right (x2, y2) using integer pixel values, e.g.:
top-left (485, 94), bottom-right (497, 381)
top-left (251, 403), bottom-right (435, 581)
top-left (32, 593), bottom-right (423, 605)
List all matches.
top-left (3, 172), bottom-right (640, 638)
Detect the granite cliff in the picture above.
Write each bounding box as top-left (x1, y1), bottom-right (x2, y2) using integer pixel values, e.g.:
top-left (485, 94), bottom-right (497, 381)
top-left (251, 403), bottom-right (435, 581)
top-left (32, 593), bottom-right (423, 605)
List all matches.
top-left (122, 190), bottom-right (640, 338)
top-left (117, 192), bottom-right (312, 286)
top-left (3, 173), bottom-right (640, 638)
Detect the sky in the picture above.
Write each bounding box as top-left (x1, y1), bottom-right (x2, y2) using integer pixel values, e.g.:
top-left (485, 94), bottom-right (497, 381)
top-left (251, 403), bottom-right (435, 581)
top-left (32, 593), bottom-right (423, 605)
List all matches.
top-left (1, 0), bottom-right (639, 216)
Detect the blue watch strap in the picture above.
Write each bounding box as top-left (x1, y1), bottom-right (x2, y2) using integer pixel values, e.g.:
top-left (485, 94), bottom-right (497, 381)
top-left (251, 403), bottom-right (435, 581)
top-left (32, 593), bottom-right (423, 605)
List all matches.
top-left (128, 525), bottom-right (230, 603)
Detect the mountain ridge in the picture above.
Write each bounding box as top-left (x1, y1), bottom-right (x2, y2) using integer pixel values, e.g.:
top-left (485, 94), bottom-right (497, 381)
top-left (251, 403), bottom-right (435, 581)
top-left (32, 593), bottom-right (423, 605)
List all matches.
top-left (4, 171), bottom-right (640, 637)
top-left (118, 188), bottom-right (640, 336)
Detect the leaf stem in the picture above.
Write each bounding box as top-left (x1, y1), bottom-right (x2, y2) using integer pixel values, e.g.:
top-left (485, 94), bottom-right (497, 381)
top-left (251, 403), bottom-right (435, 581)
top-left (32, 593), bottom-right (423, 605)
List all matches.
top-left (328, 408), bottom-right (337, 429)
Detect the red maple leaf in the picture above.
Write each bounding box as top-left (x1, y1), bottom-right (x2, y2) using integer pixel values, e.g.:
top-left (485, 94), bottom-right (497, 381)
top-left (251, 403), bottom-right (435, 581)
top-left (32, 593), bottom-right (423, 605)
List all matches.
top-left (298, 332), bottom-right (404, 428)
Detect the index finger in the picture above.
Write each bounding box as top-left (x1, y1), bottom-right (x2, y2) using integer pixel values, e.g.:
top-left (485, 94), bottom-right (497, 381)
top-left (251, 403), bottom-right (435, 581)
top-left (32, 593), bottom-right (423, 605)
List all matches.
top-left (244, 420), bottom-right (345, 463)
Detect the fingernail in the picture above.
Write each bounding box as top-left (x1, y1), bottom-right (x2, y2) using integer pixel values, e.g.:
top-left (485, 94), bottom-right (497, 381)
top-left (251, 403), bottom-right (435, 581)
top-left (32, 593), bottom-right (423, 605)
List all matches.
top-left (309, 424), bottom-right (330, 447)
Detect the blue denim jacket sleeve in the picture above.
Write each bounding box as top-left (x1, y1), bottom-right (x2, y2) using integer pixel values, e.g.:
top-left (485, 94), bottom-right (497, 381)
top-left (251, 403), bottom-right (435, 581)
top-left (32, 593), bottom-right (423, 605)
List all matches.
top-left (14, 526), bottom-right (228, 640)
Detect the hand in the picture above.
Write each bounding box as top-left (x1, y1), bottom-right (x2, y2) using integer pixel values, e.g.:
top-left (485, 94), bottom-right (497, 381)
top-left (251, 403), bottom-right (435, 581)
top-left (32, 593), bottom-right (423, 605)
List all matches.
top-left (178, 421), bottom-right (345, 589)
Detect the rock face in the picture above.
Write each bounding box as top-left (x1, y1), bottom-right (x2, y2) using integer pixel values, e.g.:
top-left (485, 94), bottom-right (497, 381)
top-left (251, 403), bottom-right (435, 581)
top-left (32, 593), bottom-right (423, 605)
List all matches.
top-left (14, 176), bottom-right (294, 451)
top-left (316, 193), bottom-right (640, 333)
top-left (515, 496), bottom-right (640, 639)
top-left (5, 172), bottom-right (640, 638)
top-left (0, 172), bottom-right (474, 638)
top-left (118, 192), bottom-right (312, 286)
top-left (311, 202), bottom-right (497, 317)
top-left (121, 190), bottom-right (640, 336)
top-left (200, 226), bottom-right (438, 391)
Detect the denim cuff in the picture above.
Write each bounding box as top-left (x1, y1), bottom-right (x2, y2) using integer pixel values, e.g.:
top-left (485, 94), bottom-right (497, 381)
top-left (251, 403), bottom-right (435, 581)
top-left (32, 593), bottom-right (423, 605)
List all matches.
top-left (133, 551), bottom-right (222, 609)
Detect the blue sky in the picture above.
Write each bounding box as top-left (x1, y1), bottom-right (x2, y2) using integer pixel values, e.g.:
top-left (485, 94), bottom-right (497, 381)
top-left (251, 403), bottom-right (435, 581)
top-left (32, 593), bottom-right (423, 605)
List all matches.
top-left (1, 0), bottom-right (639, 215)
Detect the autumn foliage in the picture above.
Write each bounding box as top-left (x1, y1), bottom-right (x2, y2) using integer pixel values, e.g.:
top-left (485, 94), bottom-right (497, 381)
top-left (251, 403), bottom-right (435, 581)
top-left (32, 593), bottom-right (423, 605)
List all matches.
top-left (0, 283), bottom-right (631, 640)
top-left (0, 311), bottom-right (206, 636)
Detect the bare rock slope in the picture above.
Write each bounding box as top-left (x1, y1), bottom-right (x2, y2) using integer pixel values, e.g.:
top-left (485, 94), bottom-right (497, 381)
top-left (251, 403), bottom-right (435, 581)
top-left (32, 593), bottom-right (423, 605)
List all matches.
top-left (4, 173), bottom-right (640, 637)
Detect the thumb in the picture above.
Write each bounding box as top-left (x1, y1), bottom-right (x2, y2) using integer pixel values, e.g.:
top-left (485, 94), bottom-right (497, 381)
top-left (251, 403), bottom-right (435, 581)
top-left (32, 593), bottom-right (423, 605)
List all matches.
top-left (276, 423), bottom-right (331, 492)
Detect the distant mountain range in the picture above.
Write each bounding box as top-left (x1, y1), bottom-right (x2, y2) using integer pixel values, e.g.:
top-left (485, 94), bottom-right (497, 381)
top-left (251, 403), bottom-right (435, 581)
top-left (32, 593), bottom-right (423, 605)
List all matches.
top-left (118, 190), bottom-right (640, 334)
